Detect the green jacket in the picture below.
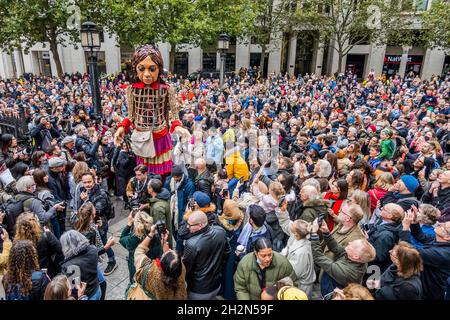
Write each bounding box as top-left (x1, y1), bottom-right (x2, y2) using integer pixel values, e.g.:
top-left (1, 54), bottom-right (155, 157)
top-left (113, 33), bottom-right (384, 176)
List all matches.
top-left (378, 139), bottom-right (395, 160)
top-left (119, 225), bottom-right (162, 283)
top-left (301, 198), bottom-right (330, 223)
top-left (148, 192), bottom-right (173, 247)
top-left (234, 251), bottom-right (298, 300)
top-left (311, 233), bottom-right (367, 288)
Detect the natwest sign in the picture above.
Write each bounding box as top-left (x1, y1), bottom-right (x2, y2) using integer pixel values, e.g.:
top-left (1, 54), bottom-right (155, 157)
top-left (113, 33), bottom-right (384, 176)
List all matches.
top-left (384, 55), bottom-right (411, 64)
top-left (384, 55), bottom-right (423, 64)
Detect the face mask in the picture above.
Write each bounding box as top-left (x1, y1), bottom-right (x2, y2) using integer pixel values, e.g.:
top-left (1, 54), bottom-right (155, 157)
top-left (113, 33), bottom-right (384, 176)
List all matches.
top-left (31, 185), bottom-right (36, 193)
top-left (256, 257), bottom-right (261, 265)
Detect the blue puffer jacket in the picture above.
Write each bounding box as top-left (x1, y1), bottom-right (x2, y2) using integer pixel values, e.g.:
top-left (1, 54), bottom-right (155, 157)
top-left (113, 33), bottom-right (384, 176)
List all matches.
top-left (164, 174), bottom-right (195, 228)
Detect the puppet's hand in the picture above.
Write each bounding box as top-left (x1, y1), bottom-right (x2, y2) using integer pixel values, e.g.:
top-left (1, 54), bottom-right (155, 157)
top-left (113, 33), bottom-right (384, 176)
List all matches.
top-left (114, 126), bottom-right (125, 146)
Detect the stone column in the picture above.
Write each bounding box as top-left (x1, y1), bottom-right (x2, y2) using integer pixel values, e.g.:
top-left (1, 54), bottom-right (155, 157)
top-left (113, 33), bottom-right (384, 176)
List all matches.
top-left (398, 46), bottom-right (410, 78)
top-left (287, 36), bottom-right (297, 75)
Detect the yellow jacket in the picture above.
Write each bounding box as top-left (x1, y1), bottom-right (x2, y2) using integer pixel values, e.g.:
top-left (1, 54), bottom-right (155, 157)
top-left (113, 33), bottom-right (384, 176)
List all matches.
top-left (225, 151), bottom-right (250, 181)
top-left (223, 128), bottom-right (236, 144)
top-left (0, 240), bottom-right (12, 276)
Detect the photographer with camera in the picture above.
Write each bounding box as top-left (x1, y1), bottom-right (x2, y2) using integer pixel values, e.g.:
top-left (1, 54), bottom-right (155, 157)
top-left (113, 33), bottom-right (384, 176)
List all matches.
top-left (74, 124), bottom-right (100, 169)
top-left (126, 165), bottom-right (161, 211)
top-left (119, 210), bottom-right (162, 283)
top-left (76, 172), bottom-right (117, 276)
top-left (3, 176), bottom-right (65, 237)
top-left (130, 224), bottom-right (186, 300)
top-left (30, 115), bottom-right (60, 152)
top-left (145, 179), bottom-right (172, 246)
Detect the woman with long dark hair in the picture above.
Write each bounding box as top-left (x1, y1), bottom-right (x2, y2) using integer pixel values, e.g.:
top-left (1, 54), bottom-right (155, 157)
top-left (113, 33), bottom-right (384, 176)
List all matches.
top-left (0, 134), bottom-right (18, 169)
top-left (324, 178), bottom-right (348, 231)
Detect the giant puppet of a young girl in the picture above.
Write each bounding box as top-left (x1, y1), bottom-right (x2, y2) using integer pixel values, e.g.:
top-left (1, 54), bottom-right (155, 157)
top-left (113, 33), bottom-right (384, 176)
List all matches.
top-left (114, 45), bottom-right (179, 177)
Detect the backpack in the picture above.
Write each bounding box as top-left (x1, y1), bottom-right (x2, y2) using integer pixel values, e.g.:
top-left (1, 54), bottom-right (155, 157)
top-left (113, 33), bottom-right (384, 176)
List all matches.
top-left (101, 190), bottom-right (115, 221)
top-left (5, 271), bottom-right (48, 300)
top-left (287, 199), bottom-right (303, 221)
top-left (3, 195), bottom-right (35, 236)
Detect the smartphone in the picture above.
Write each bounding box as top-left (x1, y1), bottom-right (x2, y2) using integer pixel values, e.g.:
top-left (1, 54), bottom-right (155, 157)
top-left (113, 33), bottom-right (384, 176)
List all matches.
top-left (361, 223), bottom-right (370, 232)
top-left (278, 195), bottom-right (286, 208)
top-left (317, 212), bottom-right (325, 226)
top-left (239, 177), bottom-right (244, 184)
top-left (156, 221), bottom-right (167, 235)
top-left (222, 189), bottom-right (229, 198)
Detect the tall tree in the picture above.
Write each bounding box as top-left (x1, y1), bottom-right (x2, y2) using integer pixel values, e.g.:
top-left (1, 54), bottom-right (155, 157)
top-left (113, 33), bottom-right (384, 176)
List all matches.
top-left (91, 0), bottom-right (258, 72)
top-left (421, 0), bottom-right (450, 51)
top-left (245, 0), bottom-right (296, 77)
top-left (292, 0), bottom-right (406, 74)
top-left (0, 0), bottom-right (89, 77)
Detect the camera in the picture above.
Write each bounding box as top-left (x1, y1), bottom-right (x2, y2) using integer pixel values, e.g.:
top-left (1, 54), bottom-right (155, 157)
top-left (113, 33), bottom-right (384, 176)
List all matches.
top-left (155, 221), bottom-right (167, 235)
top-left (127, 198), bottom-right (140, 211)
top-left (222, 189), bottom-right (229, 198)
top-left (188, 198), bottom-right (196, 210)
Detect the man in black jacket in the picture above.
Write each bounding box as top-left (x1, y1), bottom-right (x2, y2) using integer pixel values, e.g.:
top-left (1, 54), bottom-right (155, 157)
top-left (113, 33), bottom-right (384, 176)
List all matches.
top-left (47, 157), bottom-right (69, 236)
top-left (77, 172), bottom-right (117, 275)
top-left (30, 116), bottom-right (60, 152)
top-left (74, 124), bottom-right (100, 169)
top-left (401, 209), bottom-right (450, 300)
top-left (183, 211), bottom-right (229, 300)
top-left (193, 158), bottom-right (214, 198)
top-left (368, 203), bottom-right (404, 273)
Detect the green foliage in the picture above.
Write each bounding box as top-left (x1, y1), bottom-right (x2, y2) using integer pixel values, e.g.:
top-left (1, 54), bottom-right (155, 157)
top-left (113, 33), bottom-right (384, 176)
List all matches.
top-left (421, 0), bottom-right (450, 50)
top-left (0, 0), bottom-right (90, 51)
top-left (90, 0), bottom-right (257, 47)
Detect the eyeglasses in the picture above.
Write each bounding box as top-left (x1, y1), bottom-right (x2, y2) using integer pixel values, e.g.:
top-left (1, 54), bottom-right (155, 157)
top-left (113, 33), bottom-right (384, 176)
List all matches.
top-left (187, 222), bottom-right (201, 229)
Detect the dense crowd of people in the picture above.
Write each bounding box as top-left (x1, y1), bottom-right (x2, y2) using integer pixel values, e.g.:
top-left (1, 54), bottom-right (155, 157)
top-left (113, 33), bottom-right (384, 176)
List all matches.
top-left (0, 67), bottom-right (449, 300)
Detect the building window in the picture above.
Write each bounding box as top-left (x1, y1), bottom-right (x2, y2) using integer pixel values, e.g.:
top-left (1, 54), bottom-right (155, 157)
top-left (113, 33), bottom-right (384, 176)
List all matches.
top-left (174, 52), bottom-right (189, 77)
top-left (203, 52), bottom-right (217, 71)
top-left (85, 51), bottom-right (107, 75)
top-left (401, 0), bottom-right (428, 11)
top-left (225, 53), bottom-right (236, 72)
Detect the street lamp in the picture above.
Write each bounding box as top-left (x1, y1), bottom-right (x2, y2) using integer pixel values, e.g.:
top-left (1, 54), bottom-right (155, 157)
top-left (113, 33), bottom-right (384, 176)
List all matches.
top-left (217, 33), bottom-right (230, 87)
top-left (81, 21), bottom-right (101, 117)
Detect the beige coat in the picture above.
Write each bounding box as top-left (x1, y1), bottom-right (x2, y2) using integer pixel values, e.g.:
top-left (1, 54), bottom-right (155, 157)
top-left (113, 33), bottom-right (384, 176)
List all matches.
top-left (276, 209), bottom-right (316, 297)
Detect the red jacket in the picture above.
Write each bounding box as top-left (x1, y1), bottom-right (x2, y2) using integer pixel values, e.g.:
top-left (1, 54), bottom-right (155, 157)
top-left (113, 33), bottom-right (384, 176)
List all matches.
top-left (368, 186), bottom-right (388, 214)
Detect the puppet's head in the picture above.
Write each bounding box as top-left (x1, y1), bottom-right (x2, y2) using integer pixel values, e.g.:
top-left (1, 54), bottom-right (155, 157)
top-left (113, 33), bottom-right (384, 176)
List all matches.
top-left (132, 45), bottom-right (163, 85)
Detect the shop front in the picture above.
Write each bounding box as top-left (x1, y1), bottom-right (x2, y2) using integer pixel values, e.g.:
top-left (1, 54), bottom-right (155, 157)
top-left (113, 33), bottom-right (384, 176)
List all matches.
top-left (382, 55), bottom-right (423, 76)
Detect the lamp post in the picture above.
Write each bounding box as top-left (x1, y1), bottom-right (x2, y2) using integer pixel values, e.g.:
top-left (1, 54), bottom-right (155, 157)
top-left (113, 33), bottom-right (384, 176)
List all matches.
top-left (80, 21), bottom-right (101, 117)
top-left (217, 33), bottom-right (230, 87)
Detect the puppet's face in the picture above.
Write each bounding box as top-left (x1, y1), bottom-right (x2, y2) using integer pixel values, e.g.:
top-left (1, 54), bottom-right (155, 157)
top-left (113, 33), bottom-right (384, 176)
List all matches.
top-left (136, 56), bottom-right (159, 85)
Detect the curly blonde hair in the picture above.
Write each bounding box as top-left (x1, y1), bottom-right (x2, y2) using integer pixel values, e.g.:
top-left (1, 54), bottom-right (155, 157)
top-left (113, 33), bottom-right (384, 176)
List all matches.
top-left (133, 211), bottom-right (153, 239)
top-left (14, 212), bottom-right (43, 247)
